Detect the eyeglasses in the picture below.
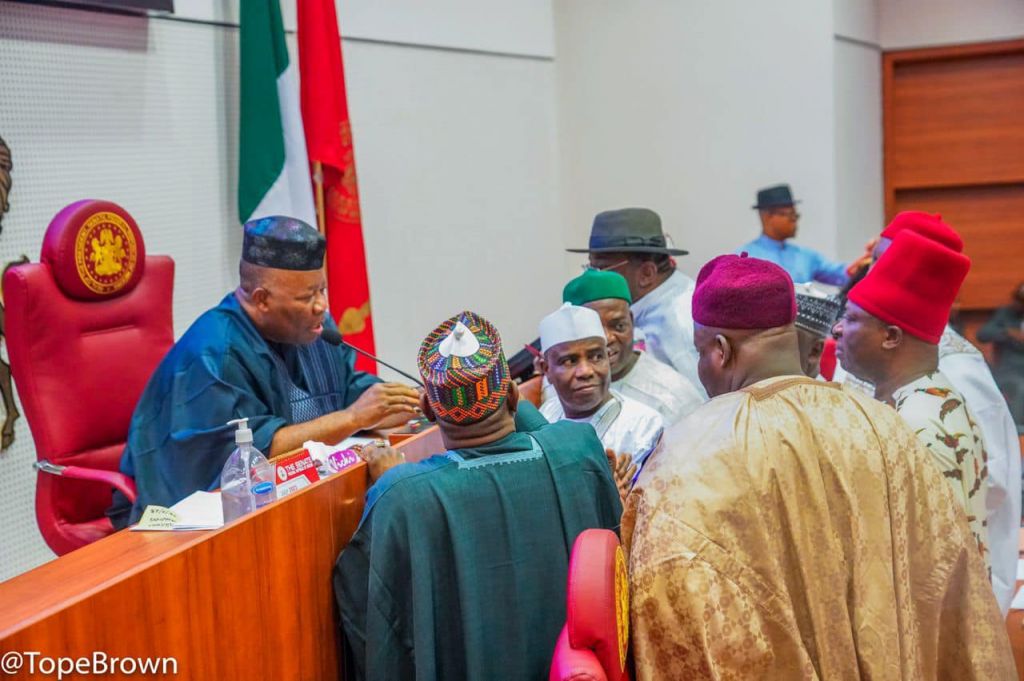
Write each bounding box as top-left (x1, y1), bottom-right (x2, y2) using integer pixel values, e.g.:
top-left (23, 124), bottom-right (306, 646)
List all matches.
top-left (582, 259), bottom-right (629, 272)
top-left (770, 209), bottom-right (800, 220)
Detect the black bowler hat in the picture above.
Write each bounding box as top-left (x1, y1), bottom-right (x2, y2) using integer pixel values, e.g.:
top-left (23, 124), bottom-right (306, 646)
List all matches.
top-left (566, 207), bottom-right (688, 255)
top-left (752, 184), bottom-right (801, 210)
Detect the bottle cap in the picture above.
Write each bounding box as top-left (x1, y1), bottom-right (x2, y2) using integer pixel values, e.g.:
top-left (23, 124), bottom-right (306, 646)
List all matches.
top-left (226, 417), bottom-right (253, 445)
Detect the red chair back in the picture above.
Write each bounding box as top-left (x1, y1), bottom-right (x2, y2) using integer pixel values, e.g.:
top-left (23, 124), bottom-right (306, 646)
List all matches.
top-left (550, 529), bottom-right (630, 681)
top-left (4, 200), bottom-right (174, 554)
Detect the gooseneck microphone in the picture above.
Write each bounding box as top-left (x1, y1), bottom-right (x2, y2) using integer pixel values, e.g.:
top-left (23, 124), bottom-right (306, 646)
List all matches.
top-left (320, 327), bottom-right (425, 387)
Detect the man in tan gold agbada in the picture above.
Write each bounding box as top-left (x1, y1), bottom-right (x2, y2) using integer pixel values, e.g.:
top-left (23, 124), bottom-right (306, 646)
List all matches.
top-left (622, 254), bottom-right (1013, 680)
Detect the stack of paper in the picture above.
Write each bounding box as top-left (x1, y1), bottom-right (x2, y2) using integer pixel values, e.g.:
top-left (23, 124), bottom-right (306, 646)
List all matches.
top-left (1011, 559), bottom-right (1024, 610)
top-left (131, 491), bottom-right (225, 531)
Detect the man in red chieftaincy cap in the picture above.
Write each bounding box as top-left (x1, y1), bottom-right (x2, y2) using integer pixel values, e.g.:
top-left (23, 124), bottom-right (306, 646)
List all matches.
top-left (623, 253), bottom-right (1012, 680)
top-left (834, 230), bottom-right (993, 574)
top-left (837, 211), bottom-right (1021, 616)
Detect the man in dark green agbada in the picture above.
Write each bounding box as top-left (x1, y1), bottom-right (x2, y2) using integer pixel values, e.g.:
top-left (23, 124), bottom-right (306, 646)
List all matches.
top-left (334, 311), bottom-right (622, 681)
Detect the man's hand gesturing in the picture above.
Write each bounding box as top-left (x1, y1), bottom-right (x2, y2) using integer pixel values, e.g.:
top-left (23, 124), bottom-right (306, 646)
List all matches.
top-left (348, 382), bottom-right (421, 430)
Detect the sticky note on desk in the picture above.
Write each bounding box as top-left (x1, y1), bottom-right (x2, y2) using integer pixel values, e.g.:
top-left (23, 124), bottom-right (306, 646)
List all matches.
top-left (133, 505), bottom-right (179, 531)
top-left (131, 492), bottom-right (224, 531)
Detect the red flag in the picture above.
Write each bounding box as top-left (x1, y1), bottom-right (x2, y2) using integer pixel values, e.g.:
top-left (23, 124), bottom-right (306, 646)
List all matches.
top-left (298, 0), bottom-right (376, 373)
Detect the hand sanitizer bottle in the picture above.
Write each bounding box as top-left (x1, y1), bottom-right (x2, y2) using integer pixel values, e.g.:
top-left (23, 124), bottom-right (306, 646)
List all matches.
top-left (221, 417), bottom-right (277, 523)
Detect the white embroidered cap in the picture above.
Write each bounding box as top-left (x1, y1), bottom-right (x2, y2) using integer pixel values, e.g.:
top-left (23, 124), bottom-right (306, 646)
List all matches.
top-left (539, 303), bottom-right (606, 353)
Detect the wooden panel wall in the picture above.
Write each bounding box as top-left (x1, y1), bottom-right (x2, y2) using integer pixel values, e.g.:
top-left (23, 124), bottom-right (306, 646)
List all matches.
top-left (884, 39), bottom-right (1024, 312)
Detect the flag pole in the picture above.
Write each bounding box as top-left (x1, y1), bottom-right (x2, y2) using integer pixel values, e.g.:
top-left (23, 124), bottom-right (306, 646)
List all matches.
top-left (312, 161), bottom-right (326, 235)
top-left (312, 160), bottom-right (329, 287)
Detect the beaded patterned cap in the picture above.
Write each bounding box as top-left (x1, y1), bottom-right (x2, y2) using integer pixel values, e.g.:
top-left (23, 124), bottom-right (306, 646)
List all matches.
top-left (418, 311), bottom-right (511, 424)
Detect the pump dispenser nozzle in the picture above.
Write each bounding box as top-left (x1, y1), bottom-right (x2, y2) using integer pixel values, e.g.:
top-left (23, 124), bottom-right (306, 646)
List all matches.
top-left (227, 417), bottom-right (253, 445)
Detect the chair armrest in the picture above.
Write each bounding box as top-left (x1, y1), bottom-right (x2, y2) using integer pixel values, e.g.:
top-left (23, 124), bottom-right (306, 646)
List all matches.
top-left (35, 460), bottom-right (137, 503)
top-left (550, 625), bottom-right (607, 681)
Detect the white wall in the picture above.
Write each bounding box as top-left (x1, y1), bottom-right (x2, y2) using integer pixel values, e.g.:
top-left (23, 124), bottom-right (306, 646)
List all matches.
top-left (834, 0), bottom-right (884, 260)
top-left (835, 0), bottom-right (879, 44)
top-left (553, 0), bottom-right (839, 278)
top-left (172, 0), bottom-right (556, 57)
top-left (880, 0), bottom-right (1024, 49)
top-left (343, 42), bottom-right (563, 372)
top-left (0, 0), bottom-right (562, 580)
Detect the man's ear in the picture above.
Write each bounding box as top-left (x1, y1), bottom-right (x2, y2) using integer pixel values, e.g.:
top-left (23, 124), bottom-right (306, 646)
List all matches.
top-left (419, 392), bottom-right (436, 423)
top-left (881, 325), bottom-right (903, 350)
top-left (715, 334), bottom-right (733, 368)
top-left (250, 286), bottom-right (271, 311)
top-left (809, 337), bottom-right (825, 363)
top-left (637, 260), bottom-right (658, 288)
top-left (537, 355), bottom-right (548, 376)
top-left (506, 381), bottom-right (520, 414)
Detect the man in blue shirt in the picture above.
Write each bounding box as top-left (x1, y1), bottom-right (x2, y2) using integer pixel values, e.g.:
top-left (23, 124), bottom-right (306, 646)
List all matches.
top-left (738, 184), bottom-right (849, 285)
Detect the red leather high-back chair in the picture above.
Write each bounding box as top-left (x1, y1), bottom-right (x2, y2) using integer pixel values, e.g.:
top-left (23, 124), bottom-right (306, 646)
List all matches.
top-left (550, 529), bottom-right (631, 681)
top-left (4, 200), bottom-right (174, 555)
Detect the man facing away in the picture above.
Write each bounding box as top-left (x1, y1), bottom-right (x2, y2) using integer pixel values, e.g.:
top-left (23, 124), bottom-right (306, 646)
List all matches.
top-left (625, 253), bottom-right (1012, 680)
top-left (334, 311), bottom-right (621, 681)
top-left (567, 207), bottom-right (705, 397)
top-left (538, 302), bottom-right (663, 474)
top-left (738, 183), bottom-right (849, 286)
top-left (109, 216), bottom-right (419, 527)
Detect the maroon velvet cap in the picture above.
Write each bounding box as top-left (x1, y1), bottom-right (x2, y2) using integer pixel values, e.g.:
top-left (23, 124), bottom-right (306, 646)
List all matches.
top-left (692, 253), bottom-right (797, 329)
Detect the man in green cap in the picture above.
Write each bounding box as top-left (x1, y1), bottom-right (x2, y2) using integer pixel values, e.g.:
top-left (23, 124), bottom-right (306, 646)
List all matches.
top-left (334, 311), bottom-right (621, 681)
top-left (546, 269), bottom-right (703, 426)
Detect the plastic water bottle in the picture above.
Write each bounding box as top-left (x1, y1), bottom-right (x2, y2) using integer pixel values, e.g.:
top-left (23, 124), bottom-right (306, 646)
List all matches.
top-left (220, 417), bottom-right (277, 523)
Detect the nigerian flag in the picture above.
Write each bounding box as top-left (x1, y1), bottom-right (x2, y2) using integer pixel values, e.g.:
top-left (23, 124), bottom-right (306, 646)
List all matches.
top-left (238, 0), bottom-right (315, 226)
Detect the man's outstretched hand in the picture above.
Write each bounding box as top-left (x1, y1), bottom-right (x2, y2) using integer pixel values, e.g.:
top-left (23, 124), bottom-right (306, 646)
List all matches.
top-left (348, 382), bottom-right (421, 431)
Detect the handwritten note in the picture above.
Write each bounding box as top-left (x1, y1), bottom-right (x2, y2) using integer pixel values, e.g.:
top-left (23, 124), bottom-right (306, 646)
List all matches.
top-left (132, 505), bottom-right (180, 531)
top-left (130, 491), bottom-right (224, 531)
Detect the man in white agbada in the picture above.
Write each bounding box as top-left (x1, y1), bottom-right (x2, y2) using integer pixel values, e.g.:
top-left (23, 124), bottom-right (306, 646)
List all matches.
top-left (835, 210), bottom-right (1021, 614)
top-left (567, 208), bottom-right (705, 398)
top-left (542, 268), bottom-right (703, 426)
top-left (793, 282), bottom-right (843, 379)
top-left (538, 303), bottom-right (663, 477)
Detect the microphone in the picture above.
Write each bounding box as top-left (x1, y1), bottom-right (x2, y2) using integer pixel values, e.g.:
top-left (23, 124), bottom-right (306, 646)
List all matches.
top-left (320, 327), bottom-right (425, 387)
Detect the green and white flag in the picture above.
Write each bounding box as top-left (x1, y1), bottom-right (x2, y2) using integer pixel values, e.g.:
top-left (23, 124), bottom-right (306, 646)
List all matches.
top-left (238, 0), bottom-right (315, 226)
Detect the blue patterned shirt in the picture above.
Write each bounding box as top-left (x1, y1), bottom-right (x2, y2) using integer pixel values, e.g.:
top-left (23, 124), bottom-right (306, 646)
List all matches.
top-left (738, 234), bottom-right (849, 285)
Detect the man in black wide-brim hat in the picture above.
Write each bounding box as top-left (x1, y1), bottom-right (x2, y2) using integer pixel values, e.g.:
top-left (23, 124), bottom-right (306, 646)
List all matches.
top-left (566, 207), bottom-right (705, 399)
top-left (738, 183), bottom-right (849, 286)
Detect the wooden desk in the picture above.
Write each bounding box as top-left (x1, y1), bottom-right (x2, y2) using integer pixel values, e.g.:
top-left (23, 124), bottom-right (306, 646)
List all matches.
top-left (0, 426), bottom-right (444, 680)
